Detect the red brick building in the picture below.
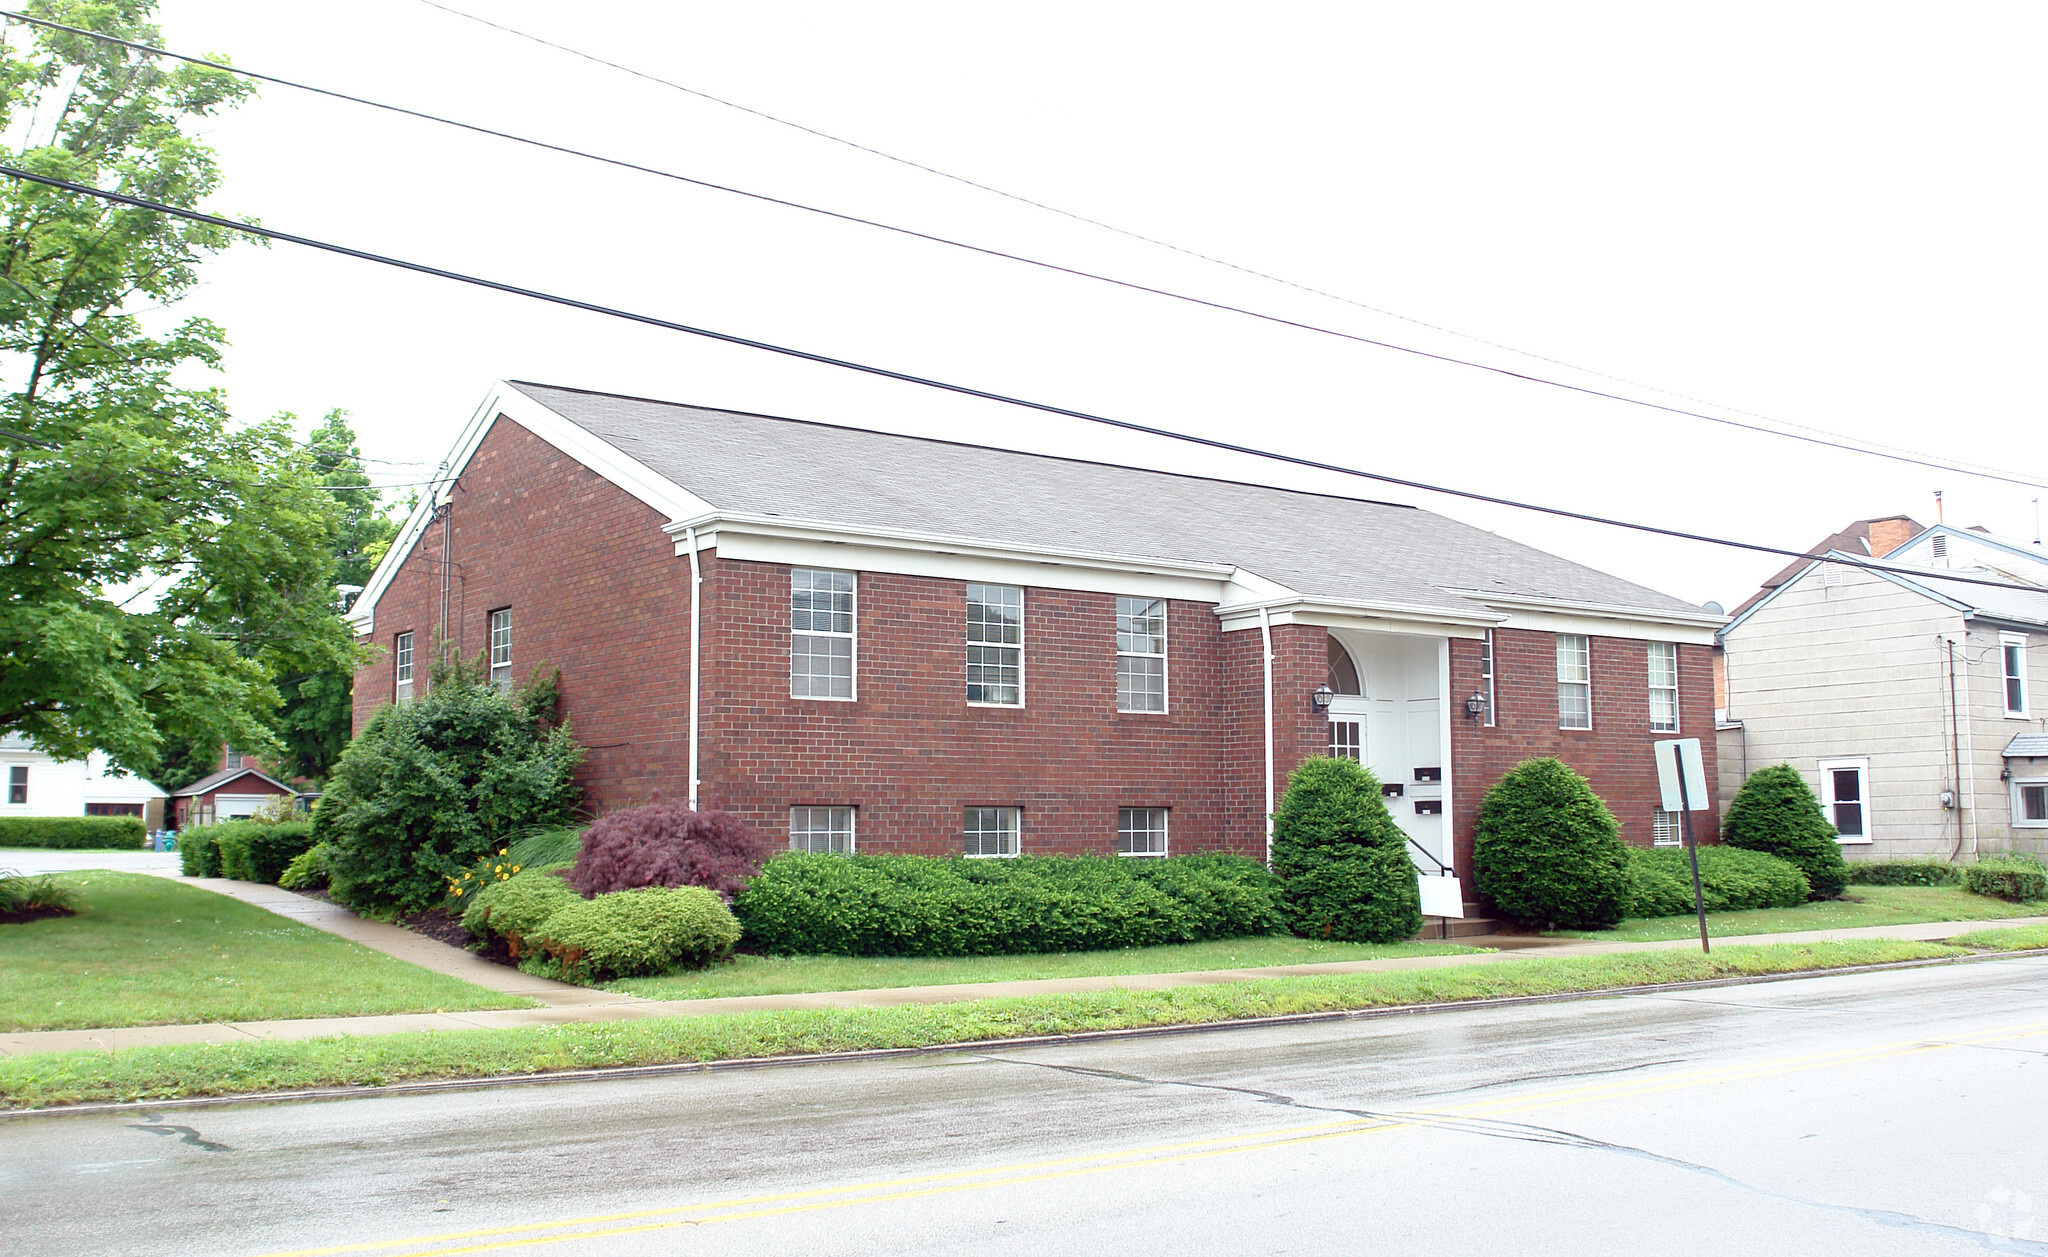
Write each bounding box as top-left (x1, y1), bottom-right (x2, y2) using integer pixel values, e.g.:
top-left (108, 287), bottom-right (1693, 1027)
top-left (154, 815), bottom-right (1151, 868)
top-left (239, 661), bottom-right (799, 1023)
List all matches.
top-left (350, 383), bottom-right (1722, 886)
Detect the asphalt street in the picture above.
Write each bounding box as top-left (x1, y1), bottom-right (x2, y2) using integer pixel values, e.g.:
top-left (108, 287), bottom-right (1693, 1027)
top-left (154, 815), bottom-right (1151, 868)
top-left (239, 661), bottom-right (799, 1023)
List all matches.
top-left (7, 956), bottom-right (2048, 1256)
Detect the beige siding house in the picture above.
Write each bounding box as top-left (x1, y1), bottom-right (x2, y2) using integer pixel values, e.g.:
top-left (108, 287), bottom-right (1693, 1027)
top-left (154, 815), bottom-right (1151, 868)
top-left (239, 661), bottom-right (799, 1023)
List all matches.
top-left (1719, 525), bottom-right (2048, 861)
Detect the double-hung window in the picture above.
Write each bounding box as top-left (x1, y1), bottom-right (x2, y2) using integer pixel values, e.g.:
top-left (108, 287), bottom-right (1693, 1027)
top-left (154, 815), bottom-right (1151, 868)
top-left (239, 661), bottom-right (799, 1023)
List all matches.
top-left (6, 765), bottom-right (25, 805)
top-left (791, 568), bottom-right (856, 699)
top-left (1116, 597), bottom-right (1167, 713)
top-left (2003, 634), bottom-right (2028, 718)
top-left (966, 584), bottom-right (1023, 705)
top-left (1647, 641), bottom-right (1679, 733)
top-left (1651, 808), bottom-right (1682, 846)
top-left (964, 806), bottom-right (1020, 857)
top-left (2014, 780), bottom-right (2048, 828)
top-left (1817, 758), bottom-right (1869, 842)
top-left (1118, 807), bottom-right (1168, 856)
top-left (1557, 634), bottom-right (1592, 730)
top-left (488, 609), bottom-right (513, 691)
top-left (790, 805), bottom-right (856, 853)
top-left (394, 632), bottom-right (414, 702)
top-left (1478, 630), bottom-right (1497, 727)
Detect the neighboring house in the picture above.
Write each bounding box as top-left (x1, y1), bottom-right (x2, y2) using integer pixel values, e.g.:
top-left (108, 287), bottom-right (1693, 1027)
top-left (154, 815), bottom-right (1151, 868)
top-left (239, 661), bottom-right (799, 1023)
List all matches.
top-left (347, 382), bottom-right (1723, 884)
top-left (1718, 522), bottom-right (2048, 860)
top-left (0, 735), bottom-right (170, 829)
top-left (169, 750), bottom-right (294, 829)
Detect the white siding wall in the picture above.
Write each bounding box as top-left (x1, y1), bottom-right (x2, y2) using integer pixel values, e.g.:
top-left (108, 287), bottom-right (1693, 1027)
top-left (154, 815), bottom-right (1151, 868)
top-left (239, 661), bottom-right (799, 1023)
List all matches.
top-left (1722, 568), bottom-right (1962, 857)
top-left (0, 745), bottom-right (89, 820)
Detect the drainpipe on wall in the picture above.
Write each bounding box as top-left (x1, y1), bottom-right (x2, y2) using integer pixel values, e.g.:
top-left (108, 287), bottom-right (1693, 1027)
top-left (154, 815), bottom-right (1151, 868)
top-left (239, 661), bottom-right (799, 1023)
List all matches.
top-left (1260, 604), bottom-right (1275, 867)
top-left (1948, 635), bottom-right (1964, 858)
top-left (685, 527), bottom-right (702, 813)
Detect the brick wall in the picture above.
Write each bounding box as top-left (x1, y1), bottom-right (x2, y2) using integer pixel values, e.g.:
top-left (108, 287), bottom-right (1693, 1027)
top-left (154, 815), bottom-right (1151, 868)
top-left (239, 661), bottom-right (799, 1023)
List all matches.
top-left (1449, 627), bottom-right (1720, 876)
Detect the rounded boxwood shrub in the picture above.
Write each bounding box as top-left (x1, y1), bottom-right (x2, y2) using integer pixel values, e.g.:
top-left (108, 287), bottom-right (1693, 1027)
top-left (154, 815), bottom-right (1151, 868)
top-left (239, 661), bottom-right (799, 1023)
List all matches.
top-left (1270, 756), bottom-right (1422, 944)
top-left (568, 801), bottom-right (769, 897)
top-left (1965, 858), bottom-right (2048, 903)
top-left (1473, 757), bottom-right (1629, 930)
top-left (1847, 858), bottom-right (1960, 887)
top-left (528, 886), bottom-right (742, 980)
top-left (1720, 764), bottom-right (1850, 899)
top-left (1622, 846), bottom-right (1810, 919)
top-left (461, 865), bottom-right (580, 959)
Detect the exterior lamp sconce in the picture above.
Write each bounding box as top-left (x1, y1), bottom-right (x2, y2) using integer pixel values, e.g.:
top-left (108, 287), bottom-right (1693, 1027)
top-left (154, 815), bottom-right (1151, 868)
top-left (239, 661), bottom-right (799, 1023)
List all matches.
top-left (1311, 684), bottom-right (1335, 712)
top-left (1464, 692), bottom-right (1487, 722)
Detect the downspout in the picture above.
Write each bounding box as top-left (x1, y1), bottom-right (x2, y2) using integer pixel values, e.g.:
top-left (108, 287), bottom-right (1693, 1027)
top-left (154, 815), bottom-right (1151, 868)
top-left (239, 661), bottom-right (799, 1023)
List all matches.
top-left (1960, 634), bottom-right (1979, 856)
top-left (685, 527), bottom-right (703, 813)
top-left (1260, 605), bottom-right (1275, 867)
top-left (1948, 636), bottom-right (1964, 858)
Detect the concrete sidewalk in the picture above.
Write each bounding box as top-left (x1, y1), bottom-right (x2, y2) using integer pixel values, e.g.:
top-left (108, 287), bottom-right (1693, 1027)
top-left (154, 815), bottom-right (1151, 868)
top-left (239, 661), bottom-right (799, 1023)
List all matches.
top-left (5, 864), bottom-right (2043, 1057)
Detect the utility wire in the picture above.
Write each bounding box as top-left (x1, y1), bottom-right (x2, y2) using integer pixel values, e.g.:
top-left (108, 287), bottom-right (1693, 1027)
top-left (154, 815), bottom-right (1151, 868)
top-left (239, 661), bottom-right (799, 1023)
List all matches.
top-left (2, 160), bottom-right (2036, 598)
top-left (4, 9), bottom-right (2040, 491)
top-left (412, 0), bottom-right (2040, 489)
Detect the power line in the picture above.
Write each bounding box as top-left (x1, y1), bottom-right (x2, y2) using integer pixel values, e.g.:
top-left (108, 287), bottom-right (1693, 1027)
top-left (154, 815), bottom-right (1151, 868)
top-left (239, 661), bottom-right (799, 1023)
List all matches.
top-left (411, 0), bottom-right (2043, 490)
top-left (4, 10), bottom-right (2040, 491)
top-left (2, 159), bottom-right (2036, 598)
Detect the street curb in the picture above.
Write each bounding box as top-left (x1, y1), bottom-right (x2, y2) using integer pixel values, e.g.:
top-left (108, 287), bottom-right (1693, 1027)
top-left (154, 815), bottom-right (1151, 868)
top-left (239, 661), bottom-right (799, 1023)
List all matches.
top-left (8, 944), bottom-right (2044, 1119)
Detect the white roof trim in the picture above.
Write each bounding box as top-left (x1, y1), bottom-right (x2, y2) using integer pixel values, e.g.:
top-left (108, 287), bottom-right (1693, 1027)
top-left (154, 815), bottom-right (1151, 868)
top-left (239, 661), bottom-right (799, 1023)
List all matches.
top-left (1720, 550), bottom-right (1976, 638)
top-left (1214, 594), bottom-right (1504, 634)
top-left (666, 510), bottom-right (1237, 582)
top-left (1448, 589), bottom-right (1726, 630)
top-left (348, 382), bottom-right (717, 634)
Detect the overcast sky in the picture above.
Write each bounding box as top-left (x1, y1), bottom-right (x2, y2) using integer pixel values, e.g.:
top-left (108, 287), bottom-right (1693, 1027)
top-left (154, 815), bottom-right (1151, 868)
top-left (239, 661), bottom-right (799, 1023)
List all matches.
top-left (130, 0), bottom-right (2048, 609)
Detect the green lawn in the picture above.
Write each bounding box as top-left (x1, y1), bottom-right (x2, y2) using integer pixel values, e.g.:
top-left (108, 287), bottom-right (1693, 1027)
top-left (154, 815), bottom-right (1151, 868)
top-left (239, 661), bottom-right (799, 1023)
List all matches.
top-left (1549, 885), bottom-right (2048, 943)
top-left (609, 936), bottom-right (1484, 1000)
top-left (0, 938), bottom-right (1963, 1108)
top-left (1948, 923), bottom-right (2048, 951)
top-left (0, 872), bottom-right (532, 1031)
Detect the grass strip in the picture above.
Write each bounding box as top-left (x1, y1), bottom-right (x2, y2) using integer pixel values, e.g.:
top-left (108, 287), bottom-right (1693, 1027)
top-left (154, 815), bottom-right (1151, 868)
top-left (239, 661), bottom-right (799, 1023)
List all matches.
top-left (0, 872), bottom-right (529, 1031)
top-left (610, 936), bottom-right (1484, 1000)
top-left (1548, 886), bottom-right (2047, 942)
top-left (0, 939), bottom-right (1959, 1109)
top-left (1947, 923), bottom-right (2048, 951)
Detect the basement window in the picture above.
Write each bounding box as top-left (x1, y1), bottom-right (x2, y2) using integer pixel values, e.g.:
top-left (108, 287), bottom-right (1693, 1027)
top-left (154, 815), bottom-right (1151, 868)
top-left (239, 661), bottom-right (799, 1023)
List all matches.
top-left (964, 806), bottom-right (1021, 857)
top-left (2014, 781), bottom-right (2048, 828)
top-left (1117, 807), bottom-right (1169, 856)
top-left (790, 805), bottom-right (856, 853)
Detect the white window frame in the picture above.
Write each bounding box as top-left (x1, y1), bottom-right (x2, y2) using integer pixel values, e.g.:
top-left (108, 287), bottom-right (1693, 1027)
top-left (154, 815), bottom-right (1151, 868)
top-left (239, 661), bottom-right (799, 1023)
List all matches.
top-left (2012, 778), bottom-right (2048, 829)
top-left (966, 584), bottom-right (1024, 707)
top-left (789, 805), bottom-right (857, 853)
top-left (1328, 718), bottom-right (1362, 761)
top-left (1647, 640), bottom-right (1679, 734)
top-left (1115, 596), bottom-right (1168, 714)
top-left (2001, 633), bottom-right (2028, 719)
top-left (1478, 629), bottom-right (1497, 727)
top-left (488, 608), bottom-right (513, 690)
top-left (394, 631), bottom-right (414, 703)
top-left (791, 568), bottom-right (858, 701)
top-left (1651, 808), bottom-right (1682, 847)
top-left (1557, 634), bottom-right (1592, 730)
top-left (6, 764), bottom-right (26, 805)
top-left (1817, 757), bottom-right (1871, 844)
top-left (964, 806), bottom-right (1021, 858)
top-left (1117, 807), bottom-right (1169, 856)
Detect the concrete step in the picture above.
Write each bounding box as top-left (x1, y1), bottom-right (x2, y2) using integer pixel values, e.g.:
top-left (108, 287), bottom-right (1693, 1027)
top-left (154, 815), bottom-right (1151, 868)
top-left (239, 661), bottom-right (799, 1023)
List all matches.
top-left (1415, 912), bottom-right (1503, 940)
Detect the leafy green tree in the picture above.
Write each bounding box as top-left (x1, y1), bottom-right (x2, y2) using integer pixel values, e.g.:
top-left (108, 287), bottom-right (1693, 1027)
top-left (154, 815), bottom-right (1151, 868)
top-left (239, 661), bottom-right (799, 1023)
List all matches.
top-left (1473, 757), bottom-right (1630, 929)
top-left (1269, 756), bottom-right (1422, 943)
top-left (1720, 763), bottom-right (1850, 899)
top-left (0, 1), bottom-right (357, 778)
top-left (316, 655), bottom-right (585, 913)
top-left (274, 410), bottom-right (397, 782)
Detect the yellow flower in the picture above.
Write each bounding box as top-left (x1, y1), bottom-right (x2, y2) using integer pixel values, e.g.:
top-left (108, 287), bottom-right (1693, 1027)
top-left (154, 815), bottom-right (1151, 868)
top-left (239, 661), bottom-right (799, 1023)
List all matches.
top-left (499, 849), bottom-right (508, 856)
top-left (452, 888), bottom-right (463, 896)
top-left (511, 865), bottom-right (522, 872)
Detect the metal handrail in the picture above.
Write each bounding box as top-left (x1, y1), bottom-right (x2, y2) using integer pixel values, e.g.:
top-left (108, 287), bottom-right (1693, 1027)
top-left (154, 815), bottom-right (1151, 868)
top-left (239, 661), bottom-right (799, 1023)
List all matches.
top-left (1406, 837), bottom-right (1452, 877)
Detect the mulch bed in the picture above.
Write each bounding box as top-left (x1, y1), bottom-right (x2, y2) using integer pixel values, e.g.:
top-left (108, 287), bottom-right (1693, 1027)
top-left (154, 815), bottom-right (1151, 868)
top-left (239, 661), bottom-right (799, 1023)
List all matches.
top-left (0, 905), bottom-right (75, 925)
top-left (398, 905), bottom-right (514, 966)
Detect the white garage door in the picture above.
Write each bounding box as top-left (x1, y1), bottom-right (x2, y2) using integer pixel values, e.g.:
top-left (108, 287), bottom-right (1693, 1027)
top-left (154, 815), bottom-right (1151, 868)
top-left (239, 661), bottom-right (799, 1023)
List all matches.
top-left (215, 793), bottom-right (275, 819)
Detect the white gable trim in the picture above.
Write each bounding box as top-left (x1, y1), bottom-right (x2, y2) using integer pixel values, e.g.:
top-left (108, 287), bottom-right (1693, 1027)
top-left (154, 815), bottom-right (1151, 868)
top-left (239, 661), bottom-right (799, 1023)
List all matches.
top-left (348, 382), bottom-right (717, 634)
top-left (1720, 550), bottom-right (1974, 639)
top-left (1215, 594), bottom-right (1500, 637)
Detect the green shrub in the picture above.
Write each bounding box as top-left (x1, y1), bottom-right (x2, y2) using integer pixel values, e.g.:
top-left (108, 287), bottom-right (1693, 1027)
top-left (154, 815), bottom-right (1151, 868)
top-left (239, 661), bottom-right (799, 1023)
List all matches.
top-left (1720, 764), bottom-right (1850, 899)
top-left (508, 827), bottom-right (584, 870)
top-left (1846, 858), bottom-right (1961, 887)
top-left (1965, 858), bottom-right (2048, 903)
top-left (0, 816), bottom-right (145, 850)
top-left (1268, 756), bottom-right (1423, 944)
top-left (178, 825), bottom-right (220, 877)
top-left (0, 869), bottom-right (77, 914)
top-left (460, 866), bottom-right (580, 958)
top-left (1473, 758), bottom-right (1630, 930)
top-left (1622, 846), bottom-right (1810, 918)
top-left (316, 659), bottom-right (585, 913)
top-left (528, 886), bottom-right (742, 980)
top-left (278, 842), bottom-right (333, 891)
top-left (733, 853), bottom-right (1283, 957)
top-left (184, 821), bottom-right (317, 884)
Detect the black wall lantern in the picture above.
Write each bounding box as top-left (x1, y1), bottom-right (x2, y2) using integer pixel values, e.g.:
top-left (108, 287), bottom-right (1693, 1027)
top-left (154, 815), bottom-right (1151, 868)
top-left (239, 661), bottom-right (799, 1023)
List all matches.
top-left (1311, 683), bottom-right (1335, 712)
top-left (1464, 691), bottom-right (1487, 721)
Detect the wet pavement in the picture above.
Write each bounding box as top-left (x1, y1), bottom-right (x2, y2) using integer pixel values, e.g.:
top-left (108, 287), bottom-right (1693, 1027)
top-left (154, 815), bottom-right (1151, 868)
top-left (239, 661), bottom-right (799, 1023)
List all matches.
top-left (7, 955), bottom-right (2046, 1256)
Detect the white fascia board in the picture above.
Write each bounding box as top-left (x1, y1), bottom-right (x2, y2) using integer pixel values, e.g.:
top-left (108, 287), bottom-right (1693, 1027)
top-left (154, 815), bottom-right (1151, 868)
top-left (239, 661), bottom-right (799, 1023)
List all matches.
top-left (667, 512), bottom-right (1235, 601)
top-left (347, 382), bottom-right (718, 635)
top-left (1891, 525), bottom-right (2048, 574)
top-left (1214, 594), bottom-right (1499, 638)
top-left (1454, 589), bottom-right (1727, 632)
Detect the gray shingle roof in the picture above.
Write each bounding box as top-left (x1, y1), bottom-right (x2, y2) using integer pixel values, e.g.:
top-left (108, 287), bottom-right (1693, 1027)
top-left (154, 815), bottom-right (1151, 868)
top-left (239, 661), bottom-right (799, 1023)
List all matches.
top-left (2004, 733), bottom-right (2048, 758)
top-left (1880, 566), bottom-right (2048, 629)
top-left (512, 383), bottom-right (1710, 619)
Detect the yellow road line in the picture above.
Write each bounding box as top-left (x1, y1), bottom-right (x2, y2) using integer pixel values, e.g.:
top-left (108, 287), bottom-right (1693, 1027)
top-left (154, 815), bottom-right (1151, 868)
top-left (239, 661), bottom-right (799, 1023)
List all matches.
top-left (248, 1017), bottom-right (2048, 1257)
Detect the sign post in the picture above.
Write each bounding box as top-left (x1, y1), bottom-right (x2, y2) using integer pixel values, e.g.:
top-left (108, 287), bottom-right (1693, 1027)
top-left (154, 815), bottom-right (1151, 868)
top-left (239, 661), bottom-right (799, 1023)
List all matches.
top-left (1654, 738), bottom-right (1712, 954)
